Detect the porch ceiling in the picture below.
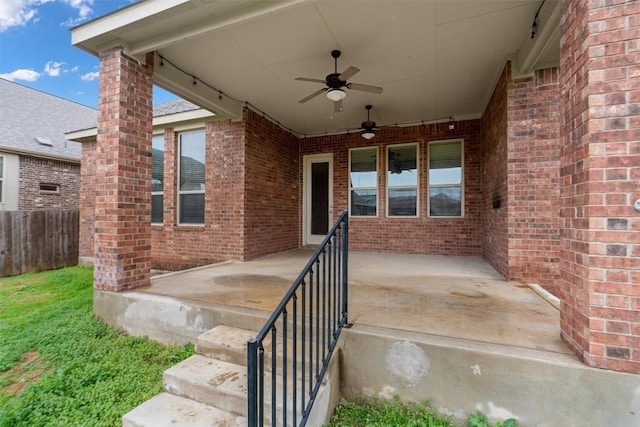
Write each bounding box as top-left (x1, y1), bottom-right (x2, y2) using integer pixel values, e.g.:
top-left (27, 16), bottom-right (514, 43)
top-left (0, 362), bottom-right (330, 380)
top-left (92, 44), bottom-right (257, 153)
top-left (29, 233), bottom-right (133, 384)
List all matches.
top-left (72, 0), bottom-right (560, 136)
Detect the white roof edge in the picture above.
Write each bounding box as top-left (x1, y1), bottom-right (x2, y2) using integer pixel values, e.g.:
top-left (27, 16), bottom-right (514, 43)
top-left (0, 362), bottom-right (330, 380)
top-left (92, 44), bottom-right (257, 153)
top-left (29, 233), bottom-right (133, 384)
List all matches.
top-left (65, 108), bottom-right (216, 141)
top-left (0, 145), bottom-right (81, 163)
top-left (71, 0), bottom-right (190, 53)
top-left (154, 108), bottom-right (215, 126)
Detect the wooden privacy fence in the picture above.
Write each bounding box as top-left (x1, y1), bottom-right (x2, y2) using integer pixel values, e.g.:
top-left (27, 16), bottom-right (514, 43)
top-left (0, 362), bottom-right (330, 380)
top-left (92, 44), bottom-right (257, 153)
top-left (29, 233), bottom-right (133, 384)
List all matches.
top-left (0, 210), bottom-right (79, 277)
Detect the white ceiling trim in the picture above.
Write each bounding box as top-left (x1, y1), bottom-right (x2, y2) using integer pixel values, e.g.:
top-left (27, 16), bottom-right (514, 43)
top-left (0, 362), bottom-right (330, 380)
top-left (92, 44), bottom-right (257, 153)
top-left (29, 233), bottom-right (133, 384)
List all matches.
top-left (516, 0), bottom-right (561, 76)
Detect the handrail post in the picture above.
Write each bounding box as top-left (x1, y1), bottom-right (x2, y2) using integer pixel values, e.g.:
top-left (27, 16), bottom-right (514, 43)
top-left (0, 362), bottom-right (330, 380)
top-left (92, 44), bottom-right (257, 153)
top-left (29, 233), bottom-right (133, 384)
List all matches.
top-left (341, 211), bottom-right (349, 325)
top-left (246, 209), bottom-right (349, 427)
top-left (247, 338), bottom-right (258, 427)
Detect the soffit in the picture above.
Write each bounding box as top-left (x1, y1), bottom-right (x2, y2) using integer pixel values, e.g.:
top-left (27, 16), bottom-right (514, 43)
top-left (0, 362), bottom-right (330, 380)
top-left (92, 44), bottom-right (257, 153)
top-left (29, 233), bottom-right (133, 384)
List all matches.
top-left (72, 0), bottom-right (560, 136)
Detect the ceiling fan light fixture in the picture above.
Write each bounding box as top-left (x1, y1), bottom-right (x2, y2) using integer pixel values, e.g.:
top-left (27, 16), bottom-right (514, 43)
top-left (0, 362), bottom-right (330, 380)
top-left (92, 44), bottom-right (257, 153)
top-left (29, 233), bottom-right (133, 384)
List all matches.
top-left (362, 130), bottom-right (375, 140)
top-left (326, 88), bottom-right (346, 101)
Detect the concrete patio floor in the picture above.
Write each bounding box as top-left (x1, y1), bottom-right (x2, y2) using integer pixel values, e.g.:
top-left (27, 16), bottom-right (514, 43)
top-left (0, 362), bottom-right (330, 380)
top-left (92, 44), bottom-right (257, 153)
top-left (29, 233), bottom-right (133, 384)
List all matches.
top-left (97, 249), bottom-right (640, 426)
top-left (142, 249), bottom-right (572, 356)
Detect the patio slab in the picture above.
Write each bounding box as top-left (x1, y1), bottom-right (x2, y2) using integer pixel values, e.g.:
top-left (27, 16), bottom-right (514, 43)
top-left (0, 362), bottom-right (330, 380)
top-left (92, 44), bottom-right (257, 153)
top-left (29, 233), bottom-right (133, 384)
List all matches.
top-left (141, 249), bottom-right (571, 355)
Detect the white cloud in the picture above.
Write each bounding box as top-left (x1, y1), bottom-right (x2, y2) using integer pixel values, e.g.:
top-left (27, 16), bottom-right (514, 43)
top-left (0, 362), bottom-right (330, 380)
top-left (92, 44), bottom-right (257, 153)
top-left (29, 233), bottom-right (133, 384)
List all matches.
top-left (0, 0), bottom-right (40, 32)
top-left (0, 0), bottom-right (95, 32)
top-left (44, 60), bottom-right (65, 77)
top-left (60, 0), bottom-right (94, 27)
top-left (70, 65), bottom-right (79, 72)
top-left (80, 71), bottom-right (98, 81)
top-left (0, 68), bottom-right (41, 81)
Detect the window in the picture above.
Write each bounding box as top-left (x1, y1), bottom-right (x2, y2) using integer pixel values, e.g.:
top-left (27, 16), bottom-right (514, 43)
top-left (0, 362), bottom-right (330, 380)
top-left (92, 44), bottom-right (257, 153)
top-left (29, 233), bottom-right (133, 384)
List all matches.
top-left (178, 130), bottom-right (206, 224)
top-left (39, 183), bottom-right (60, 193)
top-left (151, 135), bottom-right (164, 224)
top-left (428, 140), bottom-right (463, 217)
top-left (387, 144), bottom-right (418, 217)
top-left (0, 156), bottom-right (3, 203)
top-left (349, 147), bottom-right (377, 216)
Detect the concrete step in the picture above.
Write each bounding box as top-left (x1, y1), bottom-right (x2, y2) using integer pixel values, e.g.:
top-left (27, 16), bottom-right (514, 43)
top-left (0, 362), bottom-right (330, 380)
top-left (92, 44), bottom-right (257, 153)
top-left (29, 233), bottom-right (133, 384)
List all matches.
top-left (164, 353), bottom-right (325, 426)
top-left (196, 325), bottom-right (324, 374)
top-left (163, 354), bottom-right (248, 416)
top-left (122, 392), bottom-right (245, 427)
top-left (195, 325), bottom-right (254, 365)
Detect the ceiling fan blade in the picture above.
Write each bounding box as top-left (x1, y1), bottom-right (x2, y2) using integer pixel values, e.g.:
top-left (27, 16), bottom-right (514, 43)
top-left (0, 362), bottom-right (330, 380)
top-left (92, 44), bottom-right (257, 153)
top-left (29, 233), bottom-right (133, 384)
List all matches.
top-left (347, 82), bottom-right (383, 94)
top-left (339, 66), bottom-right (360, 81)
top-left (299, 88), bottom-right (326, 103)
top-left (333, 99), bottom-right (343, 113)
top-left (295, 77), bottom-right (326, 84)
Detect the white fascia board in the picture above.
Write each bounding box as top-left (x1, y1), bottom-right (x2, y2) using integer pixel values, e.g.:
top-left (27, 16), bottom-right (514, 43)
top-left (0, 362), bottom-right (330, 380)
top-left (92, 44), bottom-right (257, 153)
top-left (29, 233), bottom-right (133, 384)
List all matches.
top-left (71, 0), bottom-right (190, 54)
top-left (516, 0), bottom-right (561, 76)
top-left (65, 128), bottom-right (97, 142)
top-left (154, 109), bottom-right (215, 127)
top-left (154, 52), bottom-right (243, 120)
top-left (65, 109), bottom-right (217, 142)
top-left (0, 145), bottom-right (80, 163)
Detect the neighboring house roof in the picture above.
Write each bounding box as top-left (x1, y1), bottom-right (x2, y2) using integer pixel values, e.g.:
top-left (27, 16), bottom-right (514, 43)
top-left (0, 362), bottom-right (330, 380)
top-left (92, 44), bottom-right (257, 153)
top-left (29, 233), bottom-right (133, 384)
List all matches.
top-left (66, 97), bottom-right (215, 142)
top-left (0, 78), bottom-right (98, 162)
top-left (154, 98), bottom-right (200, 117)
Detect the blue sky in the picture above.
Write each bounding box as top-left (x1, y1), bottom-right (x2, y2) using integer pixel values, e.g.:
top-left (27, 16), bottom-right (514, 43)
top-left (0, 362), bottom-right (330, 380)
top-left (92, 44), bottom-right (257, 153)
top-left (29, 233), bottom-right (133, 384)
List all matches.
top-left (0, 0), bottom-right (174, 108)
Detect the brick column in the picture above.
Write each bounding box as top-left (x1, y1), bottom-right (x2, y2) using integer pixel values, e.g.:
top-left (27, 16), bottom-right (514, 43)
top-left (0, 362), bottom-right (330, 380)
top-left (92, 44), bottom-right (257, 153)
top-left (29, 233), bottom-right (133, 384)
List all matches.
top-left (559, 0), bottom-right (640, 373)
top-left (94, 48), bottom-right (153, 291)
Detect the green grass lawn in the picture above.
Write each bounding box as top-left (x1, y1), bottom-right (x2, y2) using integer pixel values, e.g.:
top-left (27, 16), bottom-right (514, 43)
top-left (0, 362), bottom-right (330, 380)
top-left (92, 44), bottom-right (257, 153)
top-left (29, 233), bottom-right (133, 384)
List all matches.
top-left (0, 266), bottom-right (193, 427)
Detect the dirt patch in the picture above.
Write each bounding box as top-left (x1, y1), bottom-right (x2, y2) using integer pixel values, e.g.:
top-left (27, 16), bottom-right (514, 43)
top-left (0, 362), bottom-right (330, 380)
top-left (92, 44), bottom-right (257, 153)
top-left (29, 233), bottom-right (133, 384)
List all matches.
top-left (0, 351), bottom-right (50, 395)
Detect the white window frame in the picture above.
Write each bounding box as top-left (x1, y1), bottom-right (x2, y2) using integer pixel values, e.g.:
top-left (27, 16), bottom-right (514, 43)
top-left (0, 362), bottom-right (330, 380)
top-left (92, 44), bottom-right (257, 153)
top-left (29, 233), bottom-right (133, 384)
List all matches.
top-left (151, 134), bottom-right (165, 224)
top-left (427, 139), bottom-right (464, 218)
top-left (386, 142), bottom-right (419, 218)
top-left (349, 147), bottom-right (378, 217)
top-left (177, 128), bottom-right (206, 226)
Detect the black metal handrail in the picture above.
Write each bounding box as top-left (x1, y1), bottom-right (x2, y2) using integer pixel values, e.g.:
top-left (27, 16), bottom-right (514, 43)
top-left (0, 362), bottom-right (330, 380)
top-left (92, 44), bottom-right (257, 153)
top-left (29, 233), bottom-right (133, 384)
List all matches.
top-left (247, 209), bottom-right (349, 427)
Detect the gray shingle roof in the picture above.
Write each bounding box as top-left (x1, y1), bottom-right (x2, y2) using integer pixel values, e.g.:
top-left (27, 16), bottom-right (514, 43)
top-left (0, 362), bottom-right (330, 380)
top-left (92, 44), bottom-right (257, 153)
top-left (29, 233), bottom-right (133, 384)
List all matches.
top-left (0, 78), bottom-right (97, 160)
top-left (154, 98), bottom-right (200, 116)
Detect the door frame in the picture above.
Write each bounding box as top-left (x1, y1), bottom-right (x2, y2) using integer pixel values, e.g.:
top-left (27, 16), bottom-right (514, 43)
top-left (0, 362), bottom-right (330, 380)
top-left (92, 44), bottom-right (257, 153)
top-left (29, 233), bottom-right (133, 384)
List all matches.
top-left (303, 153), bottom-right (333, 246)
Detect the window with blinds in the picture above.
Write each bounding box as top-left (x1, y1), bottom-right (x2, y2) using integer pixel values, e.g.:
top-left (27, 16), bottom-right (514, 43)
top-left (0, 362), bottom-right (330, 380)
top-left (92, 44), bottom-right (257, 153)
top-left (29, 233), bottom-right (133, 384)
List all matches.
top-left (387, 143), bottom-right (418, 217)
top-left (151, 135), bottom-right (164, 224)
top-left (428, 140), bottom-right (463, 217)
top-left (178, 130), bottom-right (206, 224)
top-left (349, 147), bottom-right (378, 216)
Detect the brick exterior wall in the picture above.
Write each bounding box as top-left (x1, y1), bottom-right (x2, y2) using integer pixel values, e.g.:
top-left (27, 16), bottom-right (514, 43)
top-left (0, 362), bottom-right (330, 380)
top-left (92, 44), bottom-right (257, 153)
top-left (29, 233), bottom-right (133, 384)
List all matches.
top-left (508, 68), bottom-right (562, 295)
top-left (482, 63), bottom-right (562, 295)
top-left (79, 141), bottom-right (96, 263)
top-left (244, 109), bottom-right (300, 258)
top-left (151, 119), bottom-right (248, 270)
top-left (150, 110), bottom-right (300, 270)
top-left (18, 156), bottom-right (80, 210)
top-left (482, 65), bottom-right (509, 279)
top-left (93, 48), bottom-right (153, 291)
top-left (560, 0), bottom-right (640, 374)
top-left (301, 120), bottom-right (482, 255)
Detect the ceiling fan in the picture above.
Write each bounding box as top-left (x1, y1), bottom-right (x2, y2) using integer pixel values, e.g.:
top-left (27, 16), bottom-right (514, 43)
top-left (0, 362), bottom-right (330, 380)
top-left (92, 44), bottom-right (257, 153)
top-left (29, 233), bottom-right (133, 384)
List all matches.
top-left (360, 104), bottom-right (378, 139)
top-left (296, 50), bottom-right (383, 113)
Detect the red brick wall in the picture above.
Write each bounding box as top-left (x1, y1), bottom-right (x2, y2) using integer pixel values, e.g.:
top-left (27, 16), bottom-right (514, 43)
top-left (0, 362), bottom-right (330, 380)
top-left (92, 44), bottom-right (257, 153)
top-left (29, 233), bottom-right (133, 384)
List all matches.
top-left (93, 49), bottom-right (153, 291)
top-left (507, 68), bottom-right (562, 294)
top-left (78, 141), bottom-right (96, 262)
top-left (244, 109), bottom-right (300, 258)
top-left (300, 121), bottom-right (482, 255)
top-left (151, 119), bottom-right (247, 270)
top-left (560, 0), bottom-right (640, 373)
top-left (18, 156), bottom-right (80, 210)
top-left (482, 64), bottom-right (562, 294)
top-left (481, 65), bottom-right (509, 278)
